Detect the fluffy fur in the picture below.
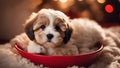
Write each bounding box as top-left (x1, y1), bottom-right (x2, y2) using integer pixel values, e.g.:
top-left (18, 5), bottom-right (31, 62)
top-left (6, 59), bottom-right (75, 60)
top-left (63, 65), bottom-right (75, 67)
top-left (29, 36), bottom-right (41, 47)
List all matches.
top-left (4, 26), bottom-right (120, 68)
top-left (23, 9), bottom-right (105, 55)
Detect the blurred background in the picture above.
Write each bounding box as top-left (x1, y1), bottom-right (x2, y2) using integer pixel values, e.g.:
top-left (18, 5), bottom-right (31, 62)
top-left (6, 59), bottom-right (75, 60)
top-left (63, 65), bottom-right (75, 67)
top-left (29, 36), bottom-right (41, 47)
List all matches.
top-left (0, 0), bottom-right (119, 43)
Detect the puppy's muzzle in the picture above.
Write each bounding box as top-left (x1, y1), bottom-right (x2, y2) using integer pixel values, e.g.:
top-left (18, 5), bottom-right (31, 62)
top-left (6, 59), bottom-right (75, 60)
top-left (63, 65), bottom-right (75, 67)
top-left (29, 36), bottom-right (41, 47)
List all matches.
top-left (47, 34), bottom-right (54, 42)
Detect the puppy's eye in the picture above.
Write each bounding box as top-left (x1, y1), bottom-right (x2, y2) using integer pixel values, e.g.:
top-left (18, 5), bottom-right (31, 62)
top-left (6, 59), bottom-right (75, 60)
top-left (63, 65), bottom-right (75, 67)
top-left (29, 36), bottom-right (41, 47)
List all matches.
top-left (40, 25), bottom-right (45, 30)
top-left (55, 25), bottom-right (60, 31)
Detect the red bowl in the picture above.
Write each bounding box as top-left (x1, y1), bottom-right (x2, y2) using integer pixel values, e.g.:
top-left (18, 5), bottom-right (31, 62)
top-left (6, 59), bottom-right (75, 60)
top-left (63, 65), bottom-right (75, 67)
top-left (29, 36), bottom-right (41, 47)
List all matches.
top-left (14, 43), bottom-right (103, 68)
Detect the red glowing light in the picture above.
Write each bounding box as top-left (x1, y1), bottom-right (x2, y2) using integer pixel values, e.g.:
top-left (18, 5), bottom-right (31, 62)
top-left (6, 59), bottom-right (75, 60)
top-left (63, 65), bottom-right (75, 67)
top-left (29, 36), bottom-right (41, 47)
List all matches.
top-left (105, 4), bottom-right (114, 13)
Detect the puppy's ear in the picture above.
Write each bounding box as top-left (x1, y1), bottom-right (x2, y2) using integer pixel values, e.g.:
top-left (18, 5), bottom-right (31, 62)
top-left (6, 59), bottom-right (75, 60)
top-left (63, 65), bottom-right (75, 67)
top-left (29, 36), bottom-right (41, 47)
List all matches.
top-left (24, 13), bottom-right (37, 40)
top-left (63, 24), bottom-right (73, 44)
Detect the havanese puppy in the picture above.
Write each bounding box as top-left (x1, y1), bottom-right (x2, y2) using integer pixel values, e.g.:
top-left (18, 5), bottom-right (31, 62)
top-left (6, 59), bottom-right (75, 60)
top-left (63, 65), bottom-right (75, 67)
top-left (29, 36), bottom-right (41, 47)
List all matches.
top-left (24, 9), bottom-right (105, 56)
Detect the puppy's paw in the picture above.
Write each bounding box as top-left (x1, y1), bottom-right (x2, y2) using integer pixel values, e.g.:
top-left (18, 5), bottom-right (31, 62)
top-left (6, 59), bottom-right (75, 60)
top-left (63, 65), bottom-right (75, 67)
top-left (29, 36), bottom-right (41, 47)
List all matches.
top-left (27, 41), bottom-right (46, 54)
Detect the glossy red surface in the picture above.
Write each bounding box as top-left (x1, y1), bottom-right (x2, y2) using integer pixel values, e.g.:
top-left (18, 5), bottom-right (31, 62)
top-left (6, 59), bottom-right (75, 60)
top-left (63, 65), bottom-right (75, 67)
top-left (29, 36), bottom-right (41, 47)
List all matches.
top-left (14, 43), bottom-right (103, 68)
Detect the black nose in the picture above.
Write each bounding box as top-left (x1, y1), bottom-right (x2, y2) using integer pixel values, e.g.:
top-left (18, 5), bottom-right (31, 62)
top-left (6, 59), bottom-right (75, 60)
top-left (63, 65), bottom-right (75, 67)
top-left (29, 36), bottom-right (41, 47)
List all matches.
top-left (47, 34), bottom-right (54, 40)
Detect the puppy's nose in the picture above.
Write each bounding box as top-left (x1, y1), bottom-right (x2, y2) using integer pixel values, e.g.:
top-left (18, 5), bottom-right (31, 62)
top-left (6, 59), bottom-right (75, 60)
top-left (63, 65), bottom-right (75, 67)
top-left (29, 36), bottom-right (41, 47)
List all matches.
top-left (47, 34), bottom-right (54, 40)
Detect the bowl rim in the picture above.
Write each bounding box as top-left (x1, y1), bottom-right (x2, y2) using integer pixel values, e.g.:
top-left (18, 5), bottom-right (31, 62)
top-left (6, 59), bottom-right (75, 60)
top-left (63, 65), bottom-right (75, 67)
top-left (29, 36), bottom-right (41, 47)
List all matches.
top-left (14, 42), bottom-right (103, 57)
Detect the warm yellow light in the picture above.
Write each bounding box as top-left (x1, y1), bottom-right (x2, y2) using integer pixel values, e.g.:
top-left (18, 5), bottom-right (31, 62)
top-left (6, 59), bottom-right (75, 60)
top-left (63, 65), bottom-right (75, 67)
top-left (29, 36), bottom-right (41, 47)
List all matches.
top-left (97, 0), bottom-right (106, 4)
top-left (59, 0), bottom-right (68, 3)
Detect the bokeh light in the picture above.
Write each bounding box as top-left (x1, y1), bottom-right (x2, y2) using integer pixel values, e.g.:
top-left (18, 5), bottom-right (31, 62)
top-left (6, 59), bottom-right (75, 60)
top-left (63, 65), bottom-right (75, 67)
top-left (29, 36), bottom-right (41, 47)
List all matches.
top-left (59, 0), bottom-right (68, 3)
top-left (97, 0), bottom-right (106, 4)
top-left (105, 4), bottom-right (114, 13)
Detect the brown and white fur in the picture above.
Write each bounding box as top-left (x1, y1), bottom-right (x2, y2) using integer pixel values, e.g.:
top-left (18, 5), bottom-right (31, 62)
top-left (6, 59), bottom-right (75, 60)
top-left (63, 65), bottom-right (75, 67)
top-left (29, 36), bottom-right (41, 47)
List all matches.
top-left (24, 9), bottom-right (105, 56)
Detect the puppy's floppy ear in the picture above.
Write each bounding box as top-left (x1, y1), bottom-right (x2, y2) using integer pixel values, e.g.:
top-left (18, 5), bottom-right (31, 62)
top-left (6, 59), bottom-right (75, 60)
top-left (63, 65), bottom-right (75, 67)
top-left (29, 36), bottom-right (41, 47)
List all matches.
top-left (24, 13), bottom-right (37, 40)
top-left (63, 23), bottom-right (73, 44)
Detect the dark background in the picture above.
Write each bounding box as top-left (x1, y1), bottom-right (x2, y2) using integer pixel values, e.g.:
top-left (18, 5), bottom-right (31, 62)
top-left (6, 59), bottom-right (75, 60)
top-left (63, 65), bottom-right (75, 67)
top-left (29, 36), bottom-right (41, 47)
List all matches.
top-left (0, 0), bottom-right (119, 43)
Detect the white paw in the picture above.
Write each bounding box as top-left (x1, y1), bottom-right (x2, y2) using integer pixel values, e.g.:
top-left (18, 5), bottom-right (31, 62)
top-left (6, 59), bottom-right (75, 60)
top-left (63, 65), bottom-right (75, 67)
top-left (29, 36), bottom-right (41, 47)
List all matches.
top-left (27, 41), bottom-right (46, 54)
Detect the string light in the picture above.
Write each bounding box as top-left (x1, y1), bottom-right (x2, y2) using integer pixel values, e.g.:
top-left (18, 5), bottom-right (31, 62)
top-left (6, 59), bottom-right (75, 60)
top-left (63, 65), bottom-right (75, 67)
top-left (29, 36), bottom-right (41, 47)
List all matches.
top-left (105, 4), bottom-right (114, 13)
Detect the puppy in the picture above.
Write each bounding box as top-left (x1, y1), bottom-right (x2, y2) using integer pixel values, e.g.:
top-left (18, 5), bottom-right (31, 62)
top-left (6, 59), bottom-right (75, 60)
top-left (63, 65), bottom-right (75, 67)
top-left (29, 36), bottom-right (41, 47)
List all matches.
top-left (24, 9), bottom-right (105, 55)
